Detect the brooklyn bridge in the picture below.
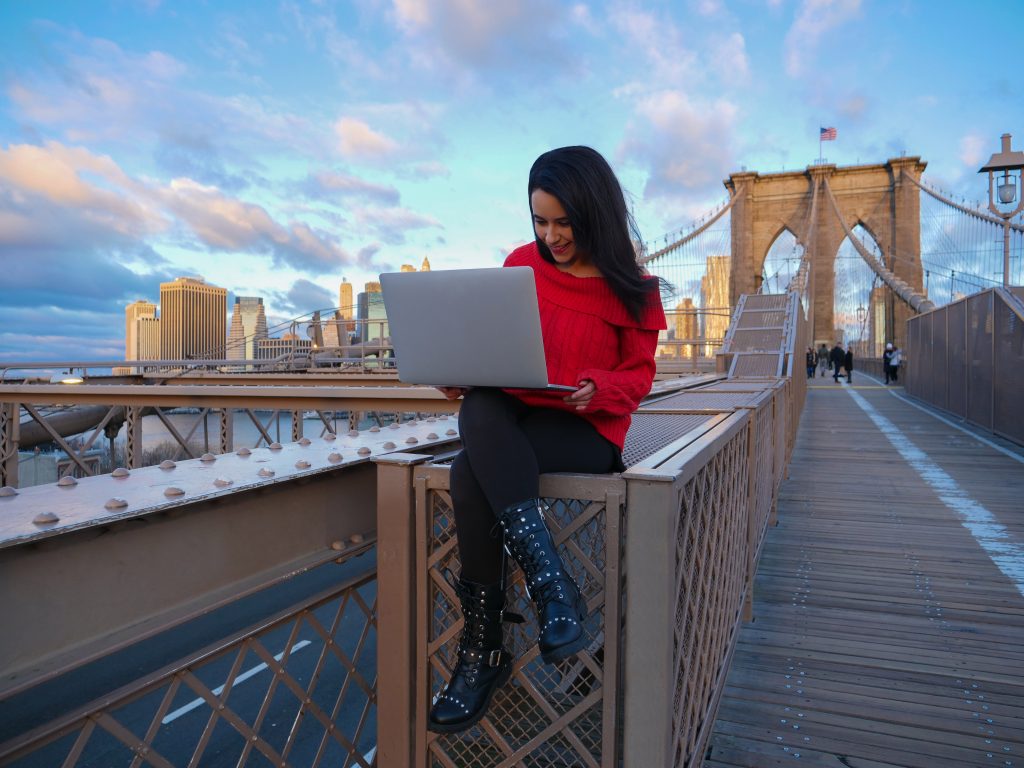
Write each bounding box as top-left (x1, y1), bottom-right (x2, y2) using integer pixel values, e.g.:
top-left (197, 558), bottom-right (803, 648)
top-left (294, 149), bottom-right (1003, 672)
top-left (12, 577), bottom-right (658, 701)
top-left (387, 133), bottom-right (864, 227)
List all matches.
top-left (0, 144), bottom-right (1022, 767)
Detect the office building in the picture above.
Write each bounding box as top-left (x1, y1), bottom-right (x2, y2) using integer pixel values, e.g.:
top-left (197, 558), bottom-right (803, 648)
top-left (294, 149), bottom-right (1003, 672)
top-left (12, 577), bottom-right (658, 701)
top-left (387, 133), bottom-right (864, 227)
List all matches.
top-left (227, 296), bottom-right (268, 362)
top-left (115, 300), bottom-right (160, 375)
top-left (675, 298), bottom-right (699, 359)
top-left (400, 264), bottom-right (416, 272)
top-left (357, 281), bottom-right (388, 343)
top-left (255, 335), bottom-right (312, 362)
top-left (159, 277), bottom-right (228, 361)
top-left (421, 257), bottom-right (431, 271)
top-left (700, 255), bottom-right (731, 356)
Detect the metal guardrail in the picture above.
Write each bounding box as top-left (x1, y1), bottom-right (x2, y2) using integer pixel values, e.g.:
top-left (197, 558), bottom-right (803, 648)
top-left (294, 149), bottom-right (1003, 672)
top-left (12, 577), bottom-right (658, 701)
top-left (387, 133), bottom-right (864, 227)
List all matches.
top-left (0, 298), bottom-right (809, 767)
top-left (905, 286), bottom-right (1024, 445)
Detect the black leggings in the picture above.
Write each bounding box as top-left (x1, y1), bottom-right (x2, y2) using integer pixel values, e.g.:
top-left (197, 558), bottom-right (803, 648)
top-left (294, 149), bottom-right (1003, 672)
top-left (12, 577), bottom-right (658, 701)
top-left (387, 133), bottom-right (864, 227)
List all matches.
top-left (450, 388), bottom-right (620, 583)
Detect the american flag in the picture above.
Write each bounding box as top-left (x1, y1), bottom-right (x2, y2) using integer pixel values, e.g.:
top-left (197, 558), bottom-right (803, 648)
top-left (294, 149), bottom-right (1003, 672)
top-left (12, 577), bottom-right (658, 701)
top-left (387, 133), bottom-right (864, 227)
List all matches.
top-left (820, 126), bottom-right (838, 141)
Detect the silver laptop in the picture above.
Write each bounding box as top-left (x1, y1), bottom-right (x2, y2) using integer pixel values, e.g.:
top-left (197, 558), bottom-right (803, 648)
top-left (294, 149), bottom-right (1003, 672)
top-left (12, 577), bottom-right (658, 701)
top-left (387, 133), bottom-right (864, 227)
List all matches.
top-left (379, 267), bottom-right (575, 391)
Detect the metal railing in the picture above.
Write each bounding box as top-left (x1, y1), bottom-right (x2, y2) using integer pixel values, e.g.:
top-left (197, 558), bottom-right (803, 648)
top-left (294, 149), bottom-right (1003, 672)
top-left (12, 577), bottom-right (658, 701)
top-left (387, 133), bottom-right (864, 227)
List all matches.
top-left (1, 295), bottom-right (808, 766)
top-left (905, 286), bottom-right (1024, 444)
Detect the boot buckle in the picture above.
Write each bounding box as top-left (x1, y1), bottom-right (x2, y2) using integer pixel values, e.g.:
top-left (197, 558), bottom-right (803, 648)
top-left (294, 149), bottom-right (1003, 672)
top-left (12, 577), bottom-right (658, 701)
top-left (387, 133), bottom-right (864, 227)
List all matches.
top-left (488, 649), bottom-right (502, 667)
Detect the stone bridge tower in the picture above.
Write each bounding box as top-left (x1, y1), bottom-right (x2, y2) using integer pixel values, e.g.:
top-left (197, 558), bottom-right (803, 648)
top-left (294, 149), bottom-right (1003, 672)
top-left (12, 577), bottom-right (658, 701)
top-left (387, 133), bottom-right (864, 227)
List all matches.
top-left (725, 157), bottom-right (927, 345)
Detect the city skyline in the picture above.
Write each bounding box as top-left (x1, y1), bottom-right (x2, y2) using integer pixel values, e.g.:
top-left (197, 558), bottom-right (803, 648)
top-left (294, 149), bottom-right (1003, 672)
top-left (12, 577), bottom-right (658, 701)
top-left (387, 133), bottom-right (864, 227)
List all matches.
top-left (2, 0), bottom-right (1022, 362)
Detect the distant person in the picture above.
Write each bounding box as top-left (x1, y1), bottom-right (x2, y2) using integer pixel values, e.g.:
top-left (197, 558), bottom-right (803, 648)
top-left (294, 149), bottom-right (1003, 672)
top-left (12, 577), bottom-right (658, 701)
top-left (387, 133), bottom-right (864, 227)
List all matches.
top-left (844, 345), bottom-right (854, 384)
top-left (882, 342), bottom-right (895, 384)
top-left (427, 146), bottom-right (667, 733)
top-left (806, 346), bottom-right (816, 379)
top-left (889, 344), bottom-right (901, 383)
top-left (830, 342), bottom-right (845, 383)
top-left (817, 343), bottom-right (830, 377)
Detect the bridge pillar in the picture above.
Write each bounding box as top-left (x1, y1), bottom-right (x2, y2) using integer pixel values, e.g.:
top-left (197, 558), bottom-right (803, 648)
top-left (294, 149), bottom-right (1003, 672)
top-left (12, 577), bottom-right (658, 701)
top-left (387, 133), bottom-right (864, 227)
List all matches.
top-left (728, 171), bottom-right (759, 301)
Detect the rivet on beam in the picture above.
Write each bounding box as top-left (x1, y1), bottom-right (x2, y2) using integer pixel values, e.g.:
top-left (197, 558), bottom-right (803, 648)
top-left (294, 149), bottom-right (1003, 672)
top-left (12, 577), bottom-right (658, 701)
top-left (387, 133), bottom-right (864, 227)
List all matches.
top-left (258, 468), bottom-right (276, 477)
top-left (111, 467), bottom-right (130, 478)
top-left (324, 433), bottom-right (337, 441)
top-left (0, 486), bottom-right (17, 497)
top-left (214, 478), bottom-right (233, 487)
top-left (446, 429), bottom-right (457, 436)
top-left (295, 460), bottom-right (311, 469)
top-left (105, 497), bottom-right (128, 509)
top-left (382, 442), bottom-right (396, 450)
top-left (164, 487), bottom-right (185, 497)
top-left (236, 448), bottom-right (252, 456)
top-left (427, 433), bottom-right (438, 440)
top-left (328, 452), bottom-right (343, 463)
top-left (200, 453), bottom-right (216, 462)
top-left (347, 430), bottom-right (359, 437)
top-left (159, 460), bottom-right (176, 470)
top-left (406, 437), bottom-right (418, 444)
top-left (388, 423), bottom-right (400, 430)
top-left (57, 476), bottom-right (78, 487)
top-left (357, 447), bottom-right (371, 456)
top-left (269, 443), bottom-right (283, 451)
top-left (369, 426), bottom-right (380, 433)
top-left (298, 437), bottom-right (311, 446)
top-left (32, 511), bottom-right (59, 525)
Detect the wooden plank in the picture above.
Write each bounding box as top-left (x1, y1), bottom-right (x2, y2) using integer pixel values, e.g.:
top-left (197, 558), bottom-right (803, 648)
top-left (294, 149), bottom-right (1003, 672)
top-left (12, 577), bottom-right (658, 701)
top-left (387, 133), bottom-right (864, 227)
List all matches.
top-left (703, 383), bottom-right (1024, 767)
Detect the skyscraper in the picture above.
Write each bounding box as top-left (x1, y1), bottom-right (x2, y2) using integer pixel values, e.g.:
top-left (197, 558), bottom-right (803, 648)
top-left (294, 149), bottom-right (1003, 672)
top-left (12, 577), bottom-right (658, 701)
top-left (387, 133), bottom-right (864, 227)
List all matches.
top-left (674, 298), bottom-right (699, 359)
top-left (400, 263), bottom-right (416, 272)
top-left (358, 281), bottom-right (387, 342)
top-left (159, 277), bottom-right (228, 361)
top-left (227, 296), bottom-right (268, 362)
top-left (700, 255), bottom-right (731, 357)
top-left (124, 300), bottom-right (157, 361)
top-left (421, 257), bottom-right (431, 272)
top-left (117, 300), bottom-right (159, 374)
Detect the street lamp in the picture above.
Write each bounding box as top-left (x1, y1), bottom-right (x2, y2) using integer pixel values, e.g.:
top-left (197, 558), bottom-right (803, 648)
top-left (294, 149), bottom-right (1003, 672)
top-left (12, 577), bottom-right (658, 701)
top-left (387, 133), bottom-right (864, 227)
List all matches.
top-left (978, 133), bottom-right (1024, 287)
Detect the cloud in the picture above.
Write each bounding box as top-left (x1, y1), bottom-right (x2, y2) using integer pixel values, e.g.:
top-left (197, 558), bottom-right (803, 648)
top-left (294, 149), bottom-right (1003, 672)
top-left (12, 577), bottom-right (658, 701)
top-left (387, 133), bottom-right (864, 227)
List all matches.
top-left (784, 0), bottom-right (861, 77)
top-left (304, 170), bottom-right (401, 205)
top-left (710, 32), bottom-right (750, 86)
top-left (616, 90), bottom-right (738, 201)
top-left (838, 93), bottom-right (868, 122)
top-left (335, 117), bottom-right (400, 160)
top-left (959, 134), bottom-right (987, 167)
top-left (271, 278), bottom-right (335, 316)
top-left (351, 205), bottom-right (443, 245)
top-left (389, 0), bottom-right (585, 83)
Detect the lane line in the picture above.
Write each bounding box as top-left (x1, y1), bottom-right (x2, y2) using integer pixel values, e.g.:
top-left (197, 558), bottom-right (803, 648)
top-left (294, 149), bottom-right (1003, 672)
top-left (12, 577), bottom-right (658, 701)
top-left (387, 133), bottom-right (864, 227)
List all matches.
top-left (843, 384), bottom-right (1024, 597)
top-left (162, 639), bottom-right (312, 724)
top-left (858, 371), bottom-right (1024, 466)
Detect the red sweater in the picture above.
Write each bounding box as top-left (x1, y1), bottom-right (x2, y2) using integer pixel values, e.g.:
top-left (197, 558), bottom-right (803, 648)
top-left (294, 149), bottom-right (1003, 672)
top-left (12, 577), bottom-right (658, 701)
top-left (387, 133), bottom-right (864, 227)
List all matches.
top-left (503, 243), bottom-right (666, 450)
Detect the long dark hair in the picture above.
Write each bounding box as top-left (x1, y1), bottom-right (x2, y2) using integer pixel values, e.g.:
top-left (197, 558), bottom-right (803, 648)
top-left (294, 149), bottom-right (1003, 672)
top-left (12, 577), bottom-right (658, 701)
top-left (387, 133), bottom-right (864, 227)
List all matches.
top-left (528, 146), bottom-right (660, 322)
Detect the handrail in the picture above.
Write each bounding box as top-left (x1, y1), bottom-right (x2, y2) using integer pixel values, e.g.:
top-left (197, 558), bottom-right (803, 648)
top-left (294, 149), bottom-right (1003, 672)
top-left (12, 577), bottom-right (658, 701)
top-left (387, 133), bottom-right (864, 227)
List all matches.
top-left (904, 170), bottom-right (1024, 234)
top-left (639, 193), bottom-right (737, 265)
top-left (822, 177), bottom-right (936, 314)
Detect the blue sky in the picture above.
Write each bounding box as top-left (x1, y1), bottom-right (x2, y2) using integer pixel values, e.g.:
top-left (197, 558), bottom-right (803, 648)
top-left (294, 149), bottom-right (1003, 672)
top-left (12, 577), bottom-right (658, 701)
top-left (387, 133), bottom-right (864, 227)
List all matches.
top-left (1, 0), bottom-right (1021, 362)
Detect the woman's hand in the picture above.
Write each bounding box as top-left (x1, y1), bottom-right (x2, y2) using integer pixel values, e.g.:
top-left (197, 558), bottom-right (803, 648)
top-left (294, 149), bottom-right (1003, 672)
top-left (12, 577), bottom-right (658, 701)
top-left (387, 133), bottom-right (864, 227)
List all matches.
top-left (436, 386), bottom-right (469, 401)
top-left (563, 379), bottom-right (596, 411)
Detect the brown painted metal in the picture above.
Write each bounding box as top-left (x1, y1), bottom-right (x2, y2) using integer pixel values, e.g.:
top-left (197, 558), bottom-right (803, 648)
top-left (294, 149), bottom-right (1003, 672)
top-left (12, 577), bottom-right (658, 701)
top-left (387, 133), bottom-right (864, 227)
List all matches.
top-left (0, 383), bottom-right (459, 413)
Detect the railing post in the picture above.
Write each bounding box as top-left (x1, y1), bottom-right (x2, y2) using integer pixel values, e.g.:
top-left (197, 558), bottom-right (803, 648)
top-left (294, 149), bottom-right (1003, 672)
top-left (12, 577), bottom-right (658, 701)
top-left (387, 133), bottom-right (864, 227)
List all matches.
top-left (125, 406), bottom-right (142, 469)
top-left (374, 452), bottom-right (433, 768)
top-left (743, 411), bottom-right (757, 623)
top-left (290, 410), bottom-right (303, 442)
top-left (622, 472), bottom-right (678, 767)
top-left (1, 401), bottom-right (20, 489)
top-left (218, 408), bottom-right (233, 454)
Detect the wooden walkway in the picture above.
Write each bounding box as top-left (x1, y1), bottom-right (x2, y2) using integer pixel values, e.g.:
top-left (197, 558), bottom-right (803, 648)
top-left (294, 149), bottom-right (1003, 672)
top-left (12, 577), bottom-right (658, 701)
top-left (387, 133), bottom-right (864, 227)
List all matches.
top-left (704, 375), bottom-right (1024, 767)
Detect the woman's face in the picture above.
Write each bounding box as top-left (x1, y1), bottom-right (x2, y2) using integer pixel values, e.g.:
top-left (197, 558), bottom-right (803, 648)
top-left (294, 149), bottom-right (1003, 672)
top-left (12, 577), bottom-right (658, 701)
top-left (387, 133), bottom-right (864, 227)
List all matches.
top-left (531, 189), bottom-right (583, 268)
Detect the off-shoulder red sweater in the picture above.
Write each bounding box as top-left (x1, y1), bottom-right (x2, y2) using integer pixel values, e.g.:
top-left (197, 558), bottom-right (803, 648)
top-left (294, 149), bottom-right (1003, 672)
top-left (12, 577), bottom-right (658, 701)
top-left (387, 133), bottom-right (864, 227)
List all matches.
top-left (503, 243), bottom-right (666, 450)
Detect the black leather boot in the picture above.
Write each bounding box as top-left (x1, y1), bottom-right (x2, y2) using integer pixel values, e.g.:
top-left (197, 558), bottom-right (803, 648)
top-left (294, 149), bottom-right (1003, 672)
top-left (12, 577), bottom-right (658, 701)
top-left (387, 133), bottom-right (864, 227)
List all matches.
top-left (498, 499), bottom-right (588, 664)
top-left (428, 576), bottom-right (520, 733)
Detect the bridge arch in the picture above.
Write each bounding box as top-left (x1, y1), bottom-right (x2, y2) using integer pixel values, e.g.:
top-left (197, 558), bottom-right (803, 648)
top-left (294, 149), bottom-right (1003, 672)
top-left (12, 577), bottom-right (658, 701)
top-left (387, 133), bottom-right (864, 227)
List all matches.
top-left (761, 226), bottom-right (804, 294)
top-left (726, 157), bottom-right (927, 346)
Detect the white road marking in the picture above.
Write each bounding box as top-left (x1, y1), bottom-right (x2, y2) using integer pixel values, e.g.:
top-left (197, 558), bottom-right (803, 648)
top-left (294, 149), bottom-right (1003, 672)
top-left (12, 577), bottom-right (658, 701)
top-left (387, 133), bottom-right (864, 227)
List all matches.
top-left (844, 385), bottom-right (1024, 597)
top-left (858, 370), bottom-right (1024, 465)
top-left (162, 640), bottom-right (313, 724)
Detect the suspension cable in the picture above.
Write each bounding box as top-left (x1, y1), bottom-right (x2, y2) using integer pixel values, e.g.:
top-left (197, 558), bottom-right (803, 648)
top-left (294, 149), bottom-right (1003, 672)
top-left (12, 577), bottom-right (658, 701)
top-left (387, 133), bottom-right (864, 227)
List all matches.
top-left (822, 177), bottom-right (935, 314)
top-left (902, 170), bottom-right (1024, 234)
top-left (639, 193), bottom-right (737, 265)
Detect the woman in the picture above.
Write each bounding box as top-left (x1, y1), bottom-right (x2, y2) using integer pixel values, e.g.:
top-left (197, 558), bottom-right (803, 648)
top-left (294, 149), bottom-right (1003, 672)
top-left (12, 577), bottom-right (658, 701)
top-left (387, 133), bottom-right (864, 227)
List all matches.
top-left (806, 346), bottom-right (816, 379)
top-left (428, 146), bottom-right (666, 733)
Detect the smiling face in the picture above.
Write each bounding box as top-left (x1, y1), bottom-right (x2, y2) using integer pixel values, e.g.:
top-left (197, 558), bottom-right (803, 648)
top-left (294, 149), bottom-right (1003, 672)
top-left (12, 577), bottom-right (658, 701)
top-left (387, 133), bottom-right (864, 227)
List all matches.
top-left (531, 188), bottom-right (586, 270)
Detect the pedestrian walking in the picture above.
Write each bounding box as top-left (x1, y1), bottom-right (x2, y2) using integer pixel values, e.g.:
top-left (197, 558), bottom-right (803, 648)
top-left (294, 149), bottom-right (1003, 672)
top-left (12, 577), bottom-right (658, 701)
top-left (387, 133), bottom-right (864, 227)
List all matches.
top-left (844, 345), bottom-right (854, 384)
top-left (890, 345), bottom-right (901, 383)
top-left (829, 342), bottom-right (845, 383)
top-left (817, 343), bottom-right (830, 377)
top-left (882, 342), bottom-right (895, 384)
top-left (806, 346), bottom-right (816, 379)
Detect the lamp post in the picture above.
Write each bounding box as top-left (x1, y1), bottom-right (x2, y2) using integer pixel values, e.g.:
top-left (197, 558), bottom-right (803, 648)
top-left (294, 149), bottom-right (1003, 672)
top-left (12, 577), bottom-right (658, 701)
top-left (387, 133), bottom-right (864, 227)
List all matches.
top-left (978, 133), bottom-right (1024, 287)
top-left (856, 305), bottom-right (866, 356)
